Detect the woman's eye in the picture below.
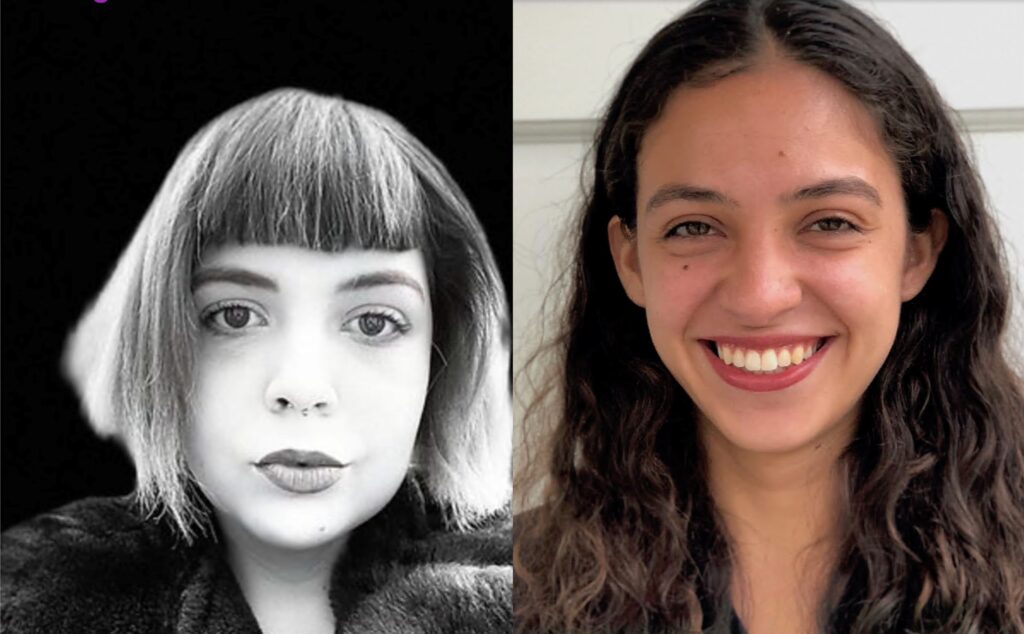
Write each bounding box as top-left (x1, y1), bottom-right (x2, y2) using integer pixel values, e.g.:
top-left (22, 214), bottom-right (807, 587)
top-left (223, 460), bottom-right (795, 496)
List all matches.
top-left (344, 309), bottom-right (411, 343)
top-left (201, 302), bottom-right (268, 334)
top-left (809, 217), bottom-right (860, 233)
top-left (666, 221), bottom-right (716, 239)
top-left (358, 314), bottom-right (387, 336)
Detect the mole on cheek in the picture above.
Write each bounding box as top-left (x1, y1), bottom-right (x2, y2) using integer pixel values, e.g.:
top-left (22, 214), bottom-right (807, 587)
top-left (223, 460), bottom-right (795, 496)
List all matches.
top-left (778, 149), bottom-right (786, 158)
top-left (683, 264), bottom-right (690, 271)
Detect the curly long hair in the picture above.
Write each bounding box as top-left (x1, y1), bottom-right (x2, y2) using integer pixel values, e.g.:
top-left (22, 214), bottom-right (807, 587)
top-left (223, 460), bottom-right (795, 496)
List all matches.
top-left (513, 0), bottom-right (1024, 631)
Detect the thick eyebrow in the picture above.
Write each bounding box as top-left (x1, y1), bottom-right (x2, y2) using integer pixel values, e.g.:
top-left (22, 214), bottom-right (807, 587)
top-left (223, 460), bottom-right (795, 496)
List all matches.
top-left (644, 176), bottom-right (882, 214)
top-left (192, 267), bottom-right (277, 292)
top-left (783, 176), bottom-right (882, 207)
top-left (192, 267), bottom-right (424, 300)
top-left (335, 271), bottom-right (425, 300)
top-left (645, 184), bottom-right (739, 213)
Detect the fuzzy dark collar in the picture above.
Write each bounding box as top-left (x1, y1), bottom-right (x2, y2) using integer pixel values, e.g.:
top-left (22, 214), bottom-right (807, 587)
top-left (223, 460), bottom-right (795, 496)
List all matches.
top-left (2, 479), bottom-right (511, 633)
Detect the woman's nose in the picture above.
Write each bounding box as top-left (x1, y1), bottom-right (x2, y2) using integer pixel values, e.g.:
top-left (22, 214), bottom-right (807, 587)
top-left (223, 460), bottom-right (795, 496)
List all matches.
top-left (264, 337), bottom-right (339, 417)
top-left (718, 233), bottom-right (803, 325)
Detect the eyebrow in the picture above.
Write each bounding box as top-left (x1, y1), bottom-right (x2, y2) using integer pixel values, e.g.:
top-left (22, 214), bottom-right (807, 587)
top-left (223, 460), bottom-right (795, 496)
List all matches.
top-left (645, 184), bottom-right (739, 212)
top-left (191, 267), bottom-right (425, 299)
top-left (644, 176), bottom-right (882, 213)
top-left (335, 271), bottom-right (425, 299)
top-left (191, 268), bottom-right (276, 291)
top-left (783, 176), bottom-right (882, 207)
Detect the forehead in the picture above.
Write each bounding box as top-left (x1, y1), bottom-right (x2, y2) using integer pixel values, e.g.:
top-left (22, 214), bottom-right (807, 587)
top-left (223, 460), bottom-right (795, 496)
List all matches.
top-left (636, 58), bottom-right (900, 206)
top-left (194, 244), bottom-right (428, 294)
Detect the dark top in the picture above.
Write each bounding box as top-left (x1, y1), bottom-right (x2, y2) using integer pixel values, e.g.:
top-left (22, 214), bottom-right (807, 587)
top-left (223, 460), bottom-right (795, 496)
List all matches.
top-left (1, 478), bottom-right (511, 633)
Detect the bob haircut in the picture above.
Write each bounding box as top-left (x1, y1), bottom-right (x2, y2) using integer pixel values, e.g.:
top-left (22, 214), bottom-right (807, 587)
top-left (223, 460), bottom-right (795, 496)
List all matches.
top-left (64, 88), bottom-right (510, 541)
top-left (515, 0), bottom-right (1024, 632)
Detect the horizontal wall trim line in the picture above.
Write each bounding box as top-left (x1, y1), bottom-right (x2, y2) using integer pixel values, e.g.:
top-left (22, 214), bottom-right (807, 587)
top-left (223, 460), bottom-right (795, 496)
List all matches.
top-left (513, 107), bottom-right (1024, 143)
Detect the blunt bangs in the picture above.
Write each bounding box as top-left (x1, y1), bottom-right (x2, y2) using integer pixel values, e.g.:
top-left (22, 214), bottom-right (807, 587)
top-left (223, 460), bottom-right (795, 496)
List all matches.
top-left (191, 90), bottom-right (427, 256)
top-left (64, 87), bottom-right (509, 542)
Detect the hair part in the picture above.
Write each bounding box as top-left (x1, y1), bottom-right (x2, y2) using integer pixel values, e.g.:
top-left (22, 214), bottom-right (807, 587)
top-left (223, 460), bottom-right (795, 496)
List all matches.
top-left (514, 1), bottom-right (1024, 632)
top-left (64, 88), bottom-right (509, 541)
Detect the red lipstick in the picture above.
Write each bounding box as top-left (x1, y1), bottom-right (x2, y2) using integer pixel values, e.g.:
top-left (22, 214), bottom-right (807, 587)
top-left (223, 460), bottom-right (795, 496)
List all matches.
top-left (701, 337), bottom-right (833, 392)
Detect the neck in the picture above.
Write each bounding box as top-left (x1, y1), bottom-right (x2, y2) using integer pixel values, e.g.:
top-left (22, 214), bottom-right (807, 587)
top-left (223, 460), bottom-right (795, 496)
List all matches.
top-left (699, 411), bottom-right (857, 625)
top-left (700, 410), bottom-right (856, 550)
top-left (217, 515), bottom-right (348, 634)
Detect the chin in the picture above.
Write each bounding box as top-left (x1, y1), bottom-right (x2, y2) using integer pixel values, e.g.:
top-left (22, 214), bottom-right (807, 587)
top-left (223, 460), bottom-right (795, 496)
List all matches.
top-left (243, 511), bottom-right (353, 551)
top-left (702, 406), bottom-right (829, 455)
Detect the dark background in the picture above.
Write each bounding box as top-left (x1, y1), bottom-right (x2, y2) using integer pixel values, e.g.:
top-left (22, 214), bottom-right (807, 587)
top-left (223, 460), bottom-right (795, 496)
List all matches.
top-left (1, 2), bottom-right (510, 529)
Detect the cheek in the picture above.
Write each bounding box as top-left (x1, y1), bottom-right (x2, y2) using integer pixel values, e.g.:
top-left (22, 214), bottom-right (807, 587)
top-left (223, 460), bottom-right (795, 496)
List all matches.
top-left (185, 354), bottom-right (257, 474)
top-left (639, 253), bottom-right (715, 333)
top-left (808, 246), bottom-right (905, 334)
top-left (345, 344), bottom-right (431, 420)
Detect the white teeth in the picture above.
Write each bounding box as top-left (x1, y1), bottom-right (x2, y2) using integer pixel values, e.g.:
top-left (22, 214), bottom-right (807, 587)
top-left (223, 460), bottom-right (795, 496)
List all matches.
top-left (745, 350), bottom-right (761, 371)
top-left (713, 339), bottom-right (823, 375)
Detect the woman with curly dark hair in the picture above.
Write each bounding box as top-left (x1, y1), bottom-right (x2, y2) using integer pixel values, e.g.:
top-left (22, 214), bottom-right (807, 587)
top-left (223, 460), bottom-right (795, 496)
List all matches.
top-left (514, 0), bottom-right (1024, 632)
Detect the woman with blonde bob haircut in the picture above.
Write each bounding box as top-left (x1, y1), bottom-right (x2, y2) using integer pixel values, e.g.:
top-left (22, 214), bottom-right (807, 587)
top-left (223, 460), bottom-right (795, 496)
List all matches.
top-left (2, 88), bottom-right (511, 634)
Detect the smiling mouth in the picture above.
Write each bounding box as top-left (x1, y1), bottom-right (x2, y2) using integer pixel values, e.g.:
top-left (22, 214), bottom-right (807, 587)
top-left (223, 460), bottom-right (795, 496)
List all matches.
top-left (701, 337), bottom-right (830, 374)
top-left (696, 335), bottom-right (835, 392)
top-left (255, 449), bottom-right (347, 494)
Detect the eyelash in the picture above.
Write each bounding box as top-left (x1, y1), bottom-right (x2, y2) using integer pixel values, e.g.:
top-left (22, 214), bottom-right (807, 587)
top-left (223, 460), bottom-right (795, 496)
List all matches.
top-left (200, 300), bottom-right (268, 335)
top-left (342, 307), bottom-right (412, 344)
top-left (806, 217), bottom-right (862, 233)
top-left (664, 221), bottom-right (717, 240)
top-left (663, 216), bottom-right (862, 240)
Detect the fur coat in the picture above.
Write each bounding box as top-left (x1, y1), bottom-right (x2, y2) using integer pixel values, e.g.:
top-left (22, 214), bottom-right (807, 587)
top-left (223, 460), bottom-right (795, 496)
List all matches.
top-left (1, 478), bottom-right (511, 633)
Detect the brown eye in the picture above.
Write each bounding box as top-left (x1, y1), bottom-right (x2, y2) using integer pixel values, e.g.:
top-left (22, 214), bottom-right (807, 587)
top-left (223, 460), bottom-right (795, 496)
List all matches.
top-left (666, 221), bottom-right (717, 239)
top-left (809, 217), bottom-right (860, 233)
top-left (223, 306), bottom-right (251, 329)
top-left (359, 314), bottom-right (386, 336)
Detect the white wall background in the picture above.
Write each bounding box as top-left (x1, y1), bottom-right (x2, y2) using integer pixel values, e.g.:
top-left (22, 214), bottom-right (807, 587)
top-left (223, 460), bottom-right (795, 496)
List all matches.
top-left (513, 0), bottom-right (1024, 506)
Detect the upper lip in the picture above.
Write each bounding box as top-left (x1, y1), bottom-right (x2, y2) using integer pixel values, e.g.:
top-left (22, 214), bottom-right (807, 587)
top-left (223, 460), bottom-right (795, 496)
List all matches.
top-left (702, 334), bottom-right (833, 348)
top-left (255, 449), bottom-right (345, 468)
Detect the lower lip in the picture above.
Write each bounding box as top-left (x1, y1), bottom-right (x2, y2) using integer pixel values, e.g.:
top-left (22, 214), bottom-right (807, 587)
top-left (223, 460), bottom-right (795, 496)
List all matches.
top-left (256, 464), bottom-right (345, 494)
top-left (701, 338), bottom-right (833, 392)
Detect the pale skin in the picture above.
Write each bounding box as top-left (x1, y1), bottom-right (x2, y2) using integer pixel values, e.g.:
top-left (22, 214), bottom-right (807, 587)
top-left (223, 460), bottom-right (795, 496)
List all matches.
top-left (221, 520), bottom-right (346, 634)
top-left (188, 245), bottom-right (433, 634)
top-left (609, 54), bottom-right (946, 633)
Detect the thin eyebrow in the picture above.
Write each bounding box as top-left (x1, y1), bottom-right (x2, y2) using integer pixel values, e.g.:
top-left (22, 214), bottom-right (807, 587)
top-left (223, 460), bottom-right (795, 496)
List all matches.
top-left (645, 184), bottom-right (739, 213)
top-left (192, 267), bottom-right (277, 292)
top-left (783, 176), bottom-right (882, 207)
top-left (335, 271), bottom-right (425, 300)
